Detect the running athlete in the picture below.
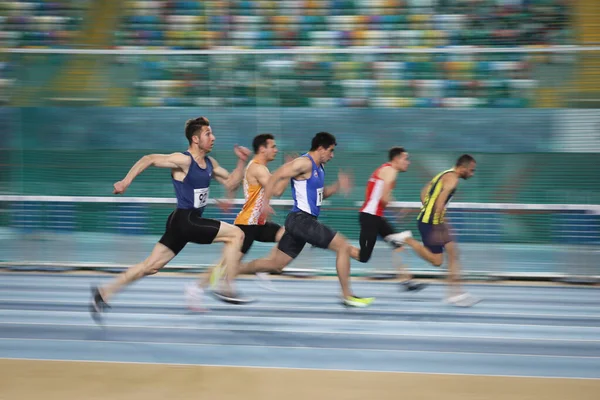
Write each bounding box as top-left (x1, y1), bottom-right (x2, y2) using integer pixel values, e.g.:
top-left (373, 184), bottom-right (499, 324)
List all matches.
top-left (234, 134), bottom-right (285, 255)
top-left (387, 154), bottom-right (481, 307)
top-left (90, 117), bottom-right (252, 321)
top-left (351, 146), bottom-right (427, 292)
top-left (231, 132), bottom-right (375, 308)
top-left (185, 134), bottom-right (285, 303)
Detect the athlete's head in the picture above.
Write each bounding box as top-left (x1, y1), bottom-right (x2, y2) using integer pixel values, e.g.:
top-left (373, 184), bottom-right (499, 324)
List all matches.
top-left (185, 117), bottom-right (214, 153)
top-left (253, 133), bottom-right (278, 161)
top-left (455, 154), bottom-right (476, 179)
top-left (388, 147), bottom-right (410, 172)
top-left (310, 132), bottom-right (337, 164)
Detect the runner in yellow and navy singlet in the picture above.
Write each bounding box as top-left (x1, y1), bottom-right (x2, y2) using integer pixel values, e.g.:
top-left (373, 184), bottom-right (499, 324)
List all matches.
top-left (417, 168), bottom-right (458, 253)
top-left (385, 154), bottom-right (481, 307)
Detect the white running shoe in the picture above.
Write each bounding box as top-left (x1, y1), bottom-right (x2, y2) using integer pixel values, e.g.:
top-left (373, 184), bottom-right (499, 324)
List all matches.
top-left (384, 230), bottom-right (413, 247)
top-left (184, 283), bottom-right (206, 312)
top-left (445, 292), bottom-right (481, 308)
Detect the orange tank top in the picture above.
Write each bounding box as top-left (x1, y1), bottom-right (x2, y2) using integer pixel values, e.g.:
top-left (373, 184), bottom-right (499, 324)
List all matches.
top-left (234, 159), bottom-right (267, 225)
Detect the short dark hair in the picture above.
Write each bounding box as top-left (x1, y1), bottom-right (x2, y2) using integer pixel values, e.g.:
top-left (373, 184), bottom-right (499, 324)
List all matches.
top-left (310, 132), bottom-right (337, 151)
top-left (455, 154), bottom-right (476, 167)
top-left (252, 133), bottom-right (275, 154)
top-left (185, 117), bottom-right (210, 144)
top-left (388, 146), bottom-right (406, 161)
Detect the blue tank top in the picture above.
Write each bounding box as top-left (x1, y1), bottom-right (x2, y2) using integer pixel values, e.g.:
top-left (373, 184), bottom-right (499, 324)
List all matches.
top-left (172, 151), bottom-right (213, 213)
top-left (290, 154), bottom-right (325, 217)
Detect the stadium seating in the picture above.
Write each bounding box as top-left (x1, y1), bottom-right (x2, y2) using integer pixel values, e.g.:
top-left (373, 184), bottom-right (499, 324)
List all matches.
top-left (116, 1), bottom-right (572, 50)
top-left (0, 1), bottom-right (574, 107)
top-left (112, 0), bottom-right (572, 107)
top-left (0, 1), bottom-right (88, 48)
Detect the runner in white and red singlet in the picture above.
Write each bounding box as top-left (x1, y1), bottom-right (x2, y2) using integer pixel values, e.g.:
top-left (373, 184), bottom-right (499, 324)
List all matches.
top-left (351, 147), bottom-right (427, 292)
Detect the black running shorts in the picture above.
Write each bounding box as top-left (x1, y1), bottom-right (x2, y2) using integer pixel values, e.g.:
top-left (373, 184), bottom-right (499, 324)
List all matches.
top-left (159, 208), bottom-right (221, 255)
top-left (358, 212), bottom-right (397, 263)
top-left (236, 222), bottom-right (282, 254)
top-left (277, 211), bottom-right (336, 259)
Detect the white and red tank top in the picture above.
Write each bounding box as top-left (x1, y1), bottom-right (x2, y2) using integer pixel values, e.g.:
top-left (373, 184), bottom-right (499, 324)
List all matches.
top-left (359, 162), bottom-right (394, 217)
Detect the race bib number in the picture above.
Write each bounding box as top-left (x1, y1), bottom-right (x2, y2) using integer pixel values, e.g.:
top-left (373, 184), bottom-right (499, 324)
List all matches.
top-left (316, 188), bottom-right (323, 206)
top-left (194, 188), bottom-right (209, 208)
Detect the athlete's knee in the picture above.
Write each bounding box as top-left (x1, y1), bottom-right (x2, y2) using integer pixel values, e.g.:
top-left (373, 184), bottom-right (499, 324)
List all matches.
top-left (336, 241), bottom-right (352, 256)
top-left (330, 233), bottom-right (351, 254)
top-left (236, 228), bottom-right (245, 243)
top-left (431, 255), bottom-right (443, 267)
top-left (271, 252), bottom-right (293, 273)
top-left (228, 226), bottom-right (245, 245)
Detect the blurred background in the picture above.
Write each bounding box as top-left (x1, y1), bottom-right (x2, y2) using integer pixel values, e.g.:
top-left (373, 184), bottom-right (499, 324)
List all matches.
top-left (0, 0), bottom-right (598, 281)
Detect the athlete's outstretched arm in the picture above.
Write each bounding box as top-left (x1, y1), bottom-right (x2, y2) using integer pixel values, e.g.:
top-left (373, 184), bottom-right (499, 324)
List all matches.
top-left (261, 157), bottom-right (312, 218)
top-left (113, 152), bottom-right (191, 194)
top-left (210, 145), bottom-right (251, 192)
top-left (273, 175), bottom-right (289, 197)
top-left (250, 164), bottom-right (283, 197)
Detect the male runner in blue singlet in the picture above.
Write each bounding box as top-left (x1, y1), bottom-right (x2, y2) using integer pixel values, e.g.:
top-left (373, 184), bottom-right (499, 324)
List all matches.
top-left (226, 132), bottom-right (375, 308)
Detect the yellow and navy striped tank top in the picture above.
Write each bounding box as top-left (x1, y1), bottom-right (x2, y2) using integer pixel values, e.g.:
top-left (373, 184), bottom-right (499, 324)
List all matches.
top-left (234, 160), bottom-right (267, 225)
top-left (417, 169), bottom-right (457, 225)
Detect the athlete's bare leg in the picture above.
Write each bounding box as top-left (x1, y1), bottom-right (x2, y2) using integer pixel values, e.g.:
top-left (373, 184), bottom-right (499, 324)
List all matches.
top-left (402, 238), bottom-right (479, 306)
top-left (393, 247), bottom-right (413, 280)
top-left (90, 242), bottom-right (177, 322)
top-left (203, 222), bottom-right (245, 290)
top-left (350, 244), bottom-right (424, 291)
top-left (444, 241), bottom-right (462, 296)
top-left (199, 237), bottom-right (283, 291)
top-left (350, 244), bottom-right (413, 279)
top-left (403, 237), bottom-right (444, 267)
top-left (198, 255), bottom-right (224, 288)
top-left (238, 247), bottom-right (293, 275)
top-left (253, 227), bottom-right (286, 284)
top-left (183, 222), bottom-right (248, 306)
top-left (99, 243), bottom-right (177, 303)
top-left (228, 227), bottom-right (287, 278)
top-left (326, 233), bottom-right (355, 299)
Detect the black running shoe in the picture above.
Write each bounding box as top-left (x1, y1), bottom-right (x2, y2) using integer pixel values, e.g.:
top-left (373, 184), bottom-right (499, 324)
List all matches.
top-left (90, 286), bottom-right (110, 324)
top-left (401, 280), bottom-right (428, 292)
